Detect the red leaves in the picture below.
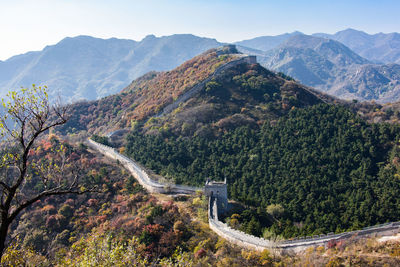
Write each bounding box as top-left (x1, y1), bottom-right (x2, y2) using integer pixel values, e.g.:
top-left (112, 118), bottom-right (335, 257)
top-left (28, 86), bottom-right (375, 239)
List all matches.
top-left (87, 199), bottom-right (98, 207)
top-left (42, 141), bottom-right (52, 151)
top-left (327, 239), bottom-right (346, 250)
top-left (68, 152), bottom-right (80, 161)
top-left (195, 248), bottom-right (206, 259)
top-left (142, 224), bottom-right (164, 236)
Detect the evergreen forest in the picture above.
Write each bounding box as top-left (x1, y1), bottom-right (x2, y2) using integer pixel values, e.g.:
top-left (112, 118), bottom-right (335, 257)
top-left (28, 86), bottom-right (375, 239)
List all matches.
top-left (125, 104), bottom-right (400, 238)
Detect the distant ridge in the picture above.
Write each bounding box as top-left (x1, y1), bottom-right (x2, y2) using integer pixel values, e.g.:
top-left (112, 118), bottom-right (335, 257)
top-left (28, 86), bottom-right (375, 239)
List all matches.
top-left (313, 28), bottom-right (400, 64)
top-left (0, 34), bottom-right (222, 102)
top-left (241, 34), bottom-right (400, 102)
top-left (235, 31), bottom-right (303, 51)
top-left (2, 29), bottom-right (400, 103)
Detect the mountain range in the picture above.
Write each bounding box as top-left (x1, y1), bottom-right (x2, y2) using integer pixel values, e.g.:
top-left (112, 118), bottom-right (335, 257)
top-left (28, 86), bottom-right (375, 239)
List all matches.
top-left (0, 34), bottom-right (220, 102)
top-left (57, 47), bottom-right (400, 248)
top-left (1, 29), bottom-right (400, 103)
top-left (241, 34), bottom-right (400, 102)
top-left (314, 28), bottom-right (400, 64)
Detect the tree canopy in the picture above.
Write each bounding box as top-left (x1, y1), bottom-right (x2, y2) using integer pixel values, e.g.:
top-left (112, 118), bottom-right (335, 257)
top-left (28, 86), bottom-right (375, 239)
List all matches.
top-left (125, 104), bottom-right (400, 238)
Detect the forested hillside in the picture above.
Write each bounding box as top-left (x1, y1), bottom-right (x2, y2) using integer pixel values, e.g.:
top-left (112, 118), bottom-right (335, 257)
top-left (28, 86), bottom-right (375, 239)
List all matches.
top-left (40, 43), bottom-right (400, 264)
top-left (125, 104), bottom-right (400, 238)
top-left (4, 135), bottom-right (281, 266)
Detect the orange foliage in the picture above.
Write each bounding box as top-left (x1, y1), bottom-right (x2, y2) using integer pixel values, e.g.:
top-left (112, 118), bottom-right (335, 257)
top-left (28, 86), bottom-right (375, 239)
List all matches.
top-left (124, 51), bottom-right (239, 121)
top-left (41, 141), bottom-right (52, 151)
top-left (60, 48), bottom-right (240, 134)
top-left (41, 205), bottom-right (56, 215)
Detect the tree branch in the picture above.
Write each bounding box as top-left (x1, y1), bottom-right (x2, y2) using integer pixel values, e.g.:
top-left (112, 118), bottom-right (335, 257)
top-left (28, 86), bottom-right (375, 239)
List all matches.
top-left (0, 182), bottom-right (10, 193)
top-left (10, 109), bottom-right (67, 193)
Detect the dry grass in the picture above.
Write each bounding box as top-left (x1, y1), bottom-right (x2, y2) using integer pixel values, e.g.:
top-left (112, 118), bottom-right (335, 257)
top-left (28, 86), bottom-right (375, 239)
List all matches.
top-left (283, 237), bottom-right (400, 266)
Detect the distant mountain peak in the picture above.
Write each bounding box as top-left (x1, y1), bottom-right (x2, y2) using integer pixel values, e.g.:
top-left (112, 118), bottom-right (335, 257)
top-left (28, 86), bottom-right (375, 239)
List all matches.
top-left (0, 34), bottom-right (222, 102)
top-left (235, 31), bottom-right (304, 52)
top-left (291, 30), bottom-right (304, 35)
top-left (339, 28), bottom-right (367, 33)
top-left (142, 34), bottom-right (157, 40)
top-left (317, 29), bottom-right (400, 64)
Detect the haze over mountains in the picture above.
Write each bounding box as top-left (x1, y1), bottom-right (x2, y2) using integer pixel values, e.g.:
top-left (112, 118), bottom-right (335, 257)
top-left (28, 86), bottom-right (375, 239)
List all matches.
top-left (314, 29), bottom-right (400, 64)
top-left (243, 34), bottom-right (400, 102)
top-left (0, 34), bottom-right (220, 102)
top-left (1, 29), bottom-right (400, 103)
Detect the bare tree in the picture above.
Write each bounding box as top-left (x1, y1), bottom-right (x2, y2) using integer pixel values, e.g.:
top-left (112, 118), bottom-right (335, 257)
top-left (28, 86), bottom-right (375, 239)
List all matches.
top-left (0, 85), bottom-right (92, 259)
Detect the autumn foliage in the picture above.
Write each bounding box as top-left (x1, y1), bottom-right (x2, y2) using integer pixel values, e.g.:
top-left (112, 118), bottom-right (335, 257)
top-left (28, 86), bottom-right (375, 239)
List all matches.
top-left (58, 48), bottom-right (240, 135)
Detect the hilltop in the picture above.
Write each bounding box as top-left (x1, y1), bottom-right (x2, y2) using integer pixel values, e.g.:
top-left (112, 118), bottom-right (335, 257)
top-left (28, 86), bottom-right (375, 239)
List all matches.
top-left (58, 45), bottom-right (329, 136)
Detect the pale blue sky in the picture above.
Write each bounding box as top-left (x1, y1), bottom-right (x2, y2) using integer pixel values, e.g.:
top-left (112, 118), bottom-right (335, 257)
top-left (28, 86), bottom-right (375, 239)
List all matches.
top-left (0, 0), bottom-right (399, 60)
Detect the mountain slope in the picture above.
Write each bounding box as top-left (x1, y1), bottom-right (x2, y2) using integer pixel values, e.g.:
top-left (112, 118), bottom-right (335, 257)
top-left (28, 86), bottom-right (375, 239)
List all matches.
top-left (256, 34), bottom-right (400, 102)
top-left (235, 31), bottom-right (303, 51)
top-left (314, 28), bottom-right (400, 64)
top-left (104, 47), bottom-right (400, 239)
top-left (57, 45), bottom-right (330, 137)
top-left (282, 35), bottom-right (370, 66)
top-left (57, 46), bottom-right (247, 134)
top-left (0, 34), bottom-right (222, 102)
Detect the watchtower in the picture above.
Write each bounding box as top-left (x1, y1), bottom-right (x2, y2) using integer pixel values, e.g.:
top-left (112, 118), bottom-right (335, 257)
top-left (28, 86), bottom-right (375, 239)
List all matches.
top-left (204, 178), bottom-right (228, 214)
top-left (245, 55), bottom-right (257, 64)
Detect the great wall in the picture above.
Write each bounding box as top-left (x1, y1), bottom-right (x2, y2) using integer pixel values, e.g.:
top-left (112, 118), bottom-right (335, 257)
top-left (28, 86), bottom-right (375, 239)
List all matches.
top-left (87, 139), bottom-right (201, 194)
top-left (156, 51), bottom-right (257, 117)
top-left (87, 48), bottom-right (400, 253)
top-left (88, 139), bottom-right (400, 254)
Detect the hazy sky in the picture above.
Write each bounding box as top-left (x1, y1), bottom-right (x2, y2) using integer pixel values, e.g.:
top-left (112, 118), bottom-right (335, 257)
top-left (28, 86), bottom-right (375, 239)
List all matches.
top-left (0, 0), bottom-right (399, 60)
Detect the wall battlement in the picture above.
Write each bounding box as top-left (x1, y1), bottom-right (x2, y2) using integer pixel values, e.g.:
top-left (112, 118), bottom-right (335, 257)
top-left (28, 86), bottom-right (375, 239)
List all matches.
top-left (157, 52), bottom-right (257, 117)
top-left (88, 136), bottom-right (400, 254)
top-left (208, 192), bottom-right (400, 253)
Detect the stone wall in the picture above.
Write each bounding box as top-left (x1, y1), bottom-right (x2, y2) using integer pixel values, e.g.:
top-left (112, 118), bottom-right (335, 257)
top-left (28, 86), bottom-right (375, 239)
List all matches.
top-left (88, 138), bottom-right (400, 253)
top-left (157, 54), bottom-right (256, 117)
top-left (208, 197), bottom-right (274, 251)
top-left (208, 196), bottom-right (400, 253)
top-left (87, 139), bottom-right (201, 194)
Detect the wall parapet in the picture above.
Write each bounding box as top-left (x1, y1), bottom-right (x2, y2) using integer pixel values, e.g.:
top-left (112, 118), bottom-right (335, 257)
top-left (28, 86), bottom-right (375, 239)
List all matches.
top-left (87, 139), bottom-right (201, 194)
top-left (157, 54), bottom-right (256, 117)
top-left (87, 139), bottom-right (400, 253)
top-left (208, 196), bottom-right (400, 253)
